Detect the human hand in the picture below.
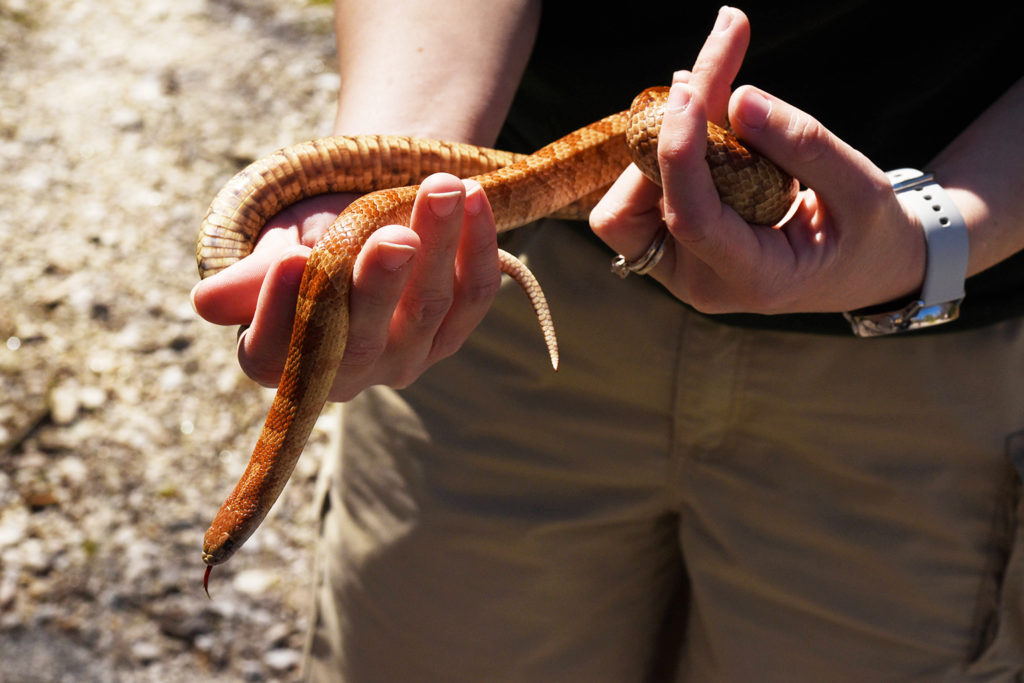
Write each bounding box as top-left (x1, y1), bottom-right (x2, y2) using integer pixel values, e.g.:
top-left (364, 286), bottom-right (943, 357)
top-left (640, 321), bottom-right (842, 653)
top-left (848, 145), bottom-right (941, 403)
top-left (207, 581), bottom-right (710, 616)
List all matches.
top-left (191, 173), bottom-right (501, 402)
top-left (591, 6), bottom-right (926, 314)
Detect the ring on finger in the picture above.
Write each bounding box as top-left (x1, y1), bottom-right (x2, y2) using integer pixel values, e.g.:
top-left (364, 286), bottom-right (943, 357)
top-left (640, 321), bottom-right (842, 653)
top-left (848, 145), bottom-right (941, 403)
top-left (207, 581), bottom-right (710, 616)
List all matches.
top-left (610, 226), bottom-right (668, 278)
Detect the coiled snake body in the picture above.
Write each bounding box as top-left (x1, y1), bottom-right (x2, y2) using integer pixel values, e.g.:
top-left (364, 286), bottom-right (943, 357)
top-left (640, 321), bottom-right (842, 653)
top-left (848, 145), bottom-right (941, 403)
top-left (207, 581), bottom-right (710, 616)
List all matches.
top-left (196, 87), bottom-right (797, 591)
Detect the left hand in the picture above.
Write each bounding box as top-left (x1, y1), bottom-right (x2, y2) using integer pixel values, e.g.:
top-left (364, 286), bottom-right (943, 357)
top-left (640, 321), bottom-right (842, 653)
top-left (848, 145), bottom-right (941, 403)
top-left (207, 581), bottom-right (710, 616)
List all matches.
top-left (590, 6), bottom-right (926, 314)
top-left (191, 175), bottom-right (503, 402)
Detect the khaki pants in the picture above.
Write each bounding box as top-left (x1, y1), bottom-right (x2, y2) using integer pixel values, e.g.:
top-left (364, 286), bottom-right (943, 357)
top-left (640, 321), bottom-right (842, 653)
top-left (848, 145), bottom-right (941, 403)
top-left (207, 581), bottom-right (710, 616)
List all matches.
top-left (304, 220), bottom-right (1024, 682)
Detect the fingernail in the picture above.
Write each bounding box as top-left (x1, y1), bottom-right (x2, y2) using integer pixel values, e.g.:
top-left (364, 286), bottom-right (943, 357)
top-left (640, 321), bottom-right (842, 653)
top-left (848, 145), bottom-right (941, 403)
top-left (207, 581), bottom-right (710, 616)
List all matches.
top-left (426, 190), bottom-right (462, 218)
top-left (189, 282), bottom-right (200, 315)
top-left (463, 181), bottom-right (485, 217)
top-left (377, 242), bottom-right (416, 271)
top-left (667, 81), bottom-right (691, 113)
top-left (714, 6), bottom-right (733, 32)
top-left (738, 88), bottom-right (772, 129)
top-left (671, 69), bottom-right (692, 85)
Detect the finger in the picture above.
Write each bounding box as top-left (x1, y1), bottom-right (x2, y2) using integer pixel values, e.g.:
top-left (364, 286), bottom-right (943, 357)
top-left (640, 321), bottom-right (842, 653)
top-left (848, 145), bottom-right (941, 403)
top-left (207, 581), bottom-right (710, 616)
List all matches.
top-left (728, 85), bottom-right (891, 216)
top-left (191, 254), bottom-right (271, 326)
top-left (237, 245), bottom-right (310, 387)
top-left (428, 179), bottom-right (501, 362)
top-left (686, 5), bottom-right (750, 123)
top-left (589, 163), bottom-right (672, 270)
top-left (340, 225), bottom-right (419, 369)
top-left (386, 173), bottom-right (466, 363)
top-left (191, 213), bottom-right (306, 326)
top-left (658, 82), bottom-right (732, 240)
top-left (657, 82), bottom-right (770, 282)
top-left (191, 194), bottom-right (356, 325)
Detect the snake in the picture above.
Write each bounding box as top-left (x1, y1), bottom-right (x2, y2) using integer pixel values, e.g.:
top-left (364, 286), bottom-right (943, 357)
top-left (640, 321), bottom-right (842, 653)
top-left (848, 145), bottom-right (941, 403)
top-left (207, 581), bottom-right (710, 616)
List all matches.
top-left (196, 86), bottom-right (798, 593)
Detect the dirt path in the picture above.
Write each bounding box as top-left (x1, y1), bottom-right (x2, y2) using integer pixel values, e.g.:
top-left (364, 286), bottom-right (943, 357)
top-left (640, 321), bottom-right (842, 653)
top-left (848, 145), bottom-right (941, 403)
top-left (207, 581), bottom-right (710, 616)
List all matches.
top-left (0, 0), bottom-right (340, 679)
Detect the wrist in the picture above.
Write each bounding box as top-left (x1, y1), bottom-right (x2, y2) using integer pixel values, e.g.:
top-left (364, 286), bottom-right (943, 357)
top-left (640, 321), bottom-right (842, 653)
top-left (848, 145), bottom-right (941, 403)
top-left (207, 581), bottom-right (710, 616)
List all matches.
top-left (844, 169), bottom-right (968, 337)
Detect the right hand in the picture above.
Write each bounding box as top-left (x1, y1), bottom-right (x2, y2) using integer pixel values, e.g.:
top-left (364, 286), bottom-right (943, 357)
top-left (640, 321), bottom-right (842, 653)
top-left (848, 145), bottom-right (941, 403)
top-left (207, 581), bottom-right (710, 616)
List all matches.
top-left (590, 6), bottom-right (926, 315)
top-left (191, 173), bottom-right (503, 402)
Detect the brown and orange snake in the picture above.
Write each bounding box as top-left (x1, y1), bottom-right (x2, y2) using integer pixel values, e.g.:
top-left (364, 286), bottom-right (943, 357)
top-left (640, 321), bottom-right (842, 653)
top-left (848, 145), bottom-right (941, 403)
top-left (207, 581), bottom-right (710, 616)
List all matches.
top-left (195, 86), bottom-right (798, 593)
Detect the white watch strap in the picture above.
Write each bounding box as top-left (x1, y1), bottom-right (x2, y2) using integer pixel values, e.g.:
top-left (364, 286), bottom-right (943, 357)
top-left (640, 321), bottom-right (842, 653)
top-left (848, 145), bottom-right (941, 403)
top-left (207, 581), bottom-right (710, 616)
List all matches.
top-left (886, 168), bottom-right (969, 306)
top-left (843, 169), bottom-right (969, 337)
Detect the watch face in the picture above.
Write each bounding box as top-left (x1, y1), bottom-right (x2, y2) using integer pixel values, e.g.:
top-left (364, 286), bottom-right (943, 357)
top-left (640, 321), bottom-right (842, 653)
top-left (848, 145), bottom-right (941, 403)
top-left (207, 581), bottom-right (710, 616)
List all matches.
top-left (844, 299), bottom-right (962, 337)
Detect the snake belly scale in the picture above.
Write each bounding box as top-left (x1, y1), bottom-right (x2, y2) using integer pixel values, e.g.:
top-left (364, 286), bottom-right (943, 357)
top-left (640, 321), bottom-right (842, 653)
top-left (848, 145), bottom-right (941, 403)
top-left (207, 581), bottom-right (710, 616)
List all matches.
top-left (196, 86), bottom-right (797, 590)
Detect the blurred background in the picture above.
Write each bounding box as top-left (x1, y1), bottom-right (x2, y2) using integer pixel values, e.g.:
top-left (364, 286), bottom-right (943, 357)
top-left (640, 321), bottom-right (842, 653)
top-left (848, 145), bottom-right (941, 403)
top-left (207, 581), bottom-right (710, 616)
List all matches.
top-left (0, 0), bottom-right (342, 679)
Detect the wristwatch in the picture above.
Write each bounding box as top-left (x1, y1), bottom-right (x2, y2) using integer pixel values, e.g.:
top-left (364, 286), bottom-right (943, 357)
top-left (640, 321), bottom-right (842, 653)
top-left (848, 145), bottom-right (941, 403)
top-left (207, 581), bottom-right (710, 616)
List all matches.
top-left (843, 169), bottom-right (969, 337)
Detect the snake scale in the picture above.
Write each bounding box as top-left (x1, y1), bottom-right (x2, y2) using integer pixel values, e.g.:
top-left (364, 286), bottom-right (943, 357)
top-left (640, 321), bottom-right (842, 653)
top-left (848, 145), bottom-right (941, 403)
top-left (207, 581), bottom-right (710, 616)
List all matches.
top-left (196, 86), bottom-right (798, 592)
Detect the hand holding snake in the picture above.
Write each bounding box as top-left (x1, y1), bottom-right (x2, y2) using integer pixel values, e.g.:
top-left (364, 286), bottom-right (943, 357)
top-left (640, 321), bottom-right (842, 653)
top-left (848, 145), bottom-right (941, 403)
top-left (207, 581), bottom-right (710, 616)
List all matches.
top-left (194, 177), bottom-right (510, 403)
top-left (593, 8), bottom-right (930, 313)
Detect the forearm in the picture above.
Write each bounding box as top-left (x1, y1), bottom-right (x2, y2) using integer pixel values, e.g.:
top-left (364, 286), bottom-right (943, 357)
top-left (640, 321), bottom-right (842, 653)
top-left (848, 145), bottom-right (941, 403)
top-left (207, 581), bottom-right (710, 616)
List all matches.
top-left (930, 77), bottom-right (1024, 278)
top-left (332, 0), bottom-right (540, 145)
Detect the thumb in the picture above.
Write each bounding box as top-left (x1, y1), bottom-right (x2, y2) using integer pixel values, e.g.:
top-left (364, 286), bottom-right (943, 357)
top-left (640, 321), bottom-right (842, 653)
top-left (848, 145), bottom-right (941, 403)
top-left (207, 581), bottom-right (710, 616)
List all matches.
top-left (727, 85), bottom-right (891, 214)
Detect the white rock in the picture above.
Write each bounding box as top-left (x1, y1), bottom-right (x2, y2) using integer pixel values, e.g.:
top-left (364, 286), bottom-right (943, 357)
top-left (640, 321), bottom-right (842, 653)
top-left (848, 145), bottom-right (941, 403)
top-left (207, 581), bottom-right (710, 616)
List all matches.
top-left (131, 639), bottom-right (163, 664)
top-left (49, 382), bottom-right (80, 425)
top-left (0, 509), bottom-right (29, 549)
top-left (232, 567), bottom-right (278, 595)
top-left (264, 647), bottom-right (302, 672)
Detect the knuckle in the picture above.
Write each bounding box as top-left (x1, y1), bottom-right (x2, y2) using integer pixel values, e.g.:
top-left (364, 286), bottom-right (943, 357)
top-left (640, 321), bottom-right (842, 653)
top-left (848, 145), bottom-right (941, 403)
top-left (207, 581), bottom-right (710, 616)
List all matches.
top-left (339, 336), bottom-right (387, 368)
top-left (401, 290), bottom-right (453, 328)
top-left (657, 133), bottom-right (691, 169)
top-left (786, 111), bottom-right (832, 166)
top-left (455, 274), bottom-right (501, 308)
top-left (428, 329), bottom-right (465, 363)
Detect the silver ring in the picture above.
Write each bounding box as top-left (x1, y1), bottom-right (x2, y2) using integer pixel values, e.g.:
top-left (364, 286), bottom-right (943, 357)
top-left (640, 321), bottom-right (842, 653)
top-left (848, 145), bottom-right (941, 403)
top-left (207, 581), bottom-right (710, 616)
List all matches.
top-left (610, 227), bottom-right (668, 278)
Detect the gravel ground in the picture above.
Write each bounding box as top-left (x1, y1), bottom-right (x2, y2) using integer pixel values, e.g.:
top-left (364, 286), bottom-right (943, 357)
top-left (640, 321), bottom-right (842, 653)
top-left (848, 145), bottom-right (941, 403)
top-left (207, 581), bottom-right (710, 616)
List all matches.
top-left (0, 0), bottom-right (342, 679)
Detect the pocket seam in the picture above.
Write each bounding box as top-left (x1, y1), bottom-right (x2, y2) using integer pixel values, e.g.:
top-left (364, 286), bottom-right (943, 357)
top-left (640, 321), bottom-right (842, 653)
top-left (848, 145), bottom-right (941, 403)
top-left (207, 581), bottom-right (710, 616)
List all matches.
top-left (967, 430), bottom-right (1024, 664)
